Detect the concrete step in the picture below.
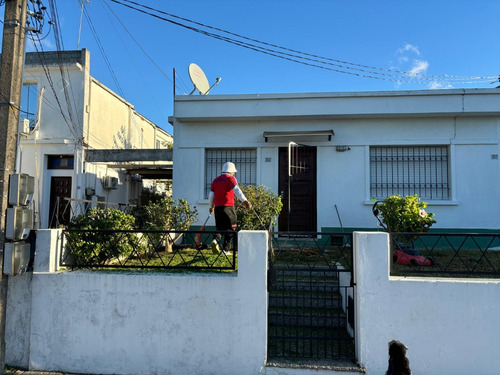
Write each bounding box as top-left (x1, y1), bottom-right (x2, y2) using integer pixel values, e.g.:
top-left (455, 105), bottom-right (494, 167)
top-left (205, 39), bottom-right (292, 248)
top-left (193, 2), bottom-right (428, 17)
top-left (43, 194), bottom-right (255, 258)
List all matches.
top-left (269, 307), bottom-right (347, 328)
top-left (269, 290), bottom-right (343, 310)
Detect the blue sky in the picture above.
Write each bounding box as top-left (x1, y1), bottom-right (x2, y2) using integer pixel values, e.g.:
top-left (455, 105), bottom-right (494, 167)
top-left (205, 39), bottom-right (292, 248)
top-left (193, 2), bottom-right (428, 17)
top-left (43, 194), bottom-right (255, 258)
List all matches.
top-left (3, 0), bottom-right (500, 134)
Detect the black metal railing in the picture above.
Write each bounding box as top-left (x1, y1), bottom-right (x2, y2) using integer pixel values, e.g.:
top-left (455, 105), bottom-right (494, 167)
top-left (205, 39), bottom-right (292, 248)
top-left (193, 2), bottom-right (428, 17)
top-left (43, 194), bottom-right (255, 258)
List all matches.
top-left (61, 229), bottom-right (237, 271)
top-left (267, 232), bottom-right (356, 363)
top-left (391, 232), bottom-right (500, 278)
top-left (269, 232), bottom-right (353, 271)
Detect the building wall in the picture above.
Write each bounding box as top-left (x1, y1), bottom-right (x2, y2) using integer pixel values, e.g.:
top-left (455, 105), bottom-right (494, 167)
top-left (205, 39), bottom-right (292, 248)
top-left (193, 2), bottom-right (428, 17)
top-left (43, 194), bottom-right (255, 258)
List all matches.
top-left (172, 90), bottom-right (500, 231)
top-left (18, 50), bottom-right (172, 228)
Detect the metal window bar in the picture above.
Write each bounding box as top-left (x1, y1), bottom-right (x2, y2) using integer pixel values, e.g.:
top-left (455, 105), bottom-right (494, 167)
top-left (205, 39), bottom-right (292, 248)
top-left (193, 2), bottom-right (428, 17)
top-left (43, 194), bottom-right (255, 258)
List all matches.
top-left (370, 146), bottom-right (449, 200)
top-left (204, 148), bottom-right (257, 198)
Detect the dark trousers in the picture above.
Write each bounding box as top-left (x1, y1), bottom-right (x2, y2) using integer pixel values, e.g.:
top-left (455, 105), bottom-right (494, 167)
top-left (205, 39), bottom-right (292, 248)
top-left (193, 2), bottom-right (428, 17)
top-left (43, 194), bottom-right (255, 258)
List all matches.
top-left (214, 206), bottom-right (237, 250)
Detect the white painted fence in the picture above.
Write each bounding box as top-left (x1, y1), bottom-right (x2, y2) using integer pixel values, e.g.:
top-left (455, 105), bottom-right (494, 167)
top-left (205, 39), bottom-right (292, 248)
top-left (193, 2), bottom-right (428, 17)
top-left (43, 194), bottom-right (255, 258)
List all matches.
top-left (6, 230), bottom-right (500, 374)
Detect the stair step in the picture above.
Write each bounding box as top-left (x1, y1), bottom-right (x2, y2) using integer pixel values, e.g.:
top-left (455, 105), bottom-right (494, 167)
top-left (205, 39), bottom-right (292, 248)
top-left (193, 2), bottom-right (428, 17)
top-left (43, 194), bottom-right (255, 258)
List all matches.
top-left (269, 307), bottom-right (347, 328)
top-left (271, 279), bottom-right (340, 293)
top-left (272, 267), bottom-right (340, 278)
top-left (269, 291), bottom-right (343, 309)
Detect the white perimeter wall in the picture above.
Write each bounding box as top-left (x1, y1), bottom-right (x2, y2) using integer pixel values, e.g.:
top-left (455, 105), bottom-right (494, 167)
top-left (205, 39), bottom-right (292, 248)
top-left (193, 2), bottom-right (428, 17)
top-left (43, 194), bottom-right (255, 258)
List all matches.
top-left (7, 230), bottom-right (500, 375)
top-left (6, 230), bottom-right (268, 375)
top-left (355, 232), bottom-right (500, 375)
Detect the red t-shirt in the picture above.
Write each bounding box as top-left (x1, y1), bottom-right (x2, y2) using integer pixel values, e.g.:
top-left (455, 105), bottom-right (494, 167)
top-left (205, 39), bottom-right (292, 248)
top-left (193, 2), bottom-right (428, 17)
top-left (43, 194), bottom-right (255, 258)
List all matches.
top-left (211, 174), bottom-right (238, 207)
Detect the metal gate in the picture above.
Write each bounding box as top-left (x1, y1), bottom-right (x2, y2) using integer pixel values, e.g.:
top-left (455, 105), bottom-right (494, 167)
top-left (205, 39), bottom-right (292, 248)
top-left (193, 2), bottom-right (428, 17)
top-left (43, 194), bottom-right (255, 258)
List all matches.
top-left (267, 232), bottom-right (356, 365)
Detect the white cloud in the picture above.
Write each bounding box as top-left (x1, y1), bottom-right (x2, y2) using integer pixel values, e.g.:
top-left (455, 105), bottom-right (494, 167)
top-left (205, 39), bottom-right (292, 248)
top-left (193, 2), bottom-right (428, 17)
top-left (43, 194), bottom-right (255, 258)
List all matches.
top-left (409, 60), bottom-right (429, 75)
top-left (397, 43), bottom-right (420, 56)
top-left (428, 81), bottom-right (454, 89)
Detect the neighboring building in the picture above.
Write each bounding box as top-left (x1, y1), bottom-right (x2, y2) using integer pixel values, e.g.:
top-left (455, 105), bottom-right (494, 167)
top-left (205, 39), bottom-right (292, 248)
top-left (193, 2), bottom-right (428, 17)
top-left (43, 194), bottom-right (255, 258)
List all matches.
top-left (171, 89), bottom-right (500, 232)
top-left (18, 49), bottom-right (172, 229)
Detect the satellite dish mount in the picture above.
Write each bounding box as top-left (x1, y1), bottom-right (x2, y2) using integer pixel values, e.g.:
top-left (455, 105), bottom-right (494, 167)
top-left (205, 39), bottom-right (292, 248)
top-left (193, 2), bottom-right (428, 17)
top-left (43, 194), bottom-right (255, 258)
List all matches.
top-left (188, 63), bottom-right (221, 95)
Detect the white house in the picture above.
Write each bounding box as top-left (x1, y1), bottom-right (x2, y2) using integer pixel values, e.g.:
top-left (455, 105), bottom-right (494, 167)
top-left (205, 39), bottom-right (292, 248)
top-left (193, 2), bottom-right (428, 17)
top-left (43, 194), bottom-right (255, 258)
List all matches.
top-left (18, 49), bottom-right (172, 229)
top-left (171, 89), bottom-right (500, 232)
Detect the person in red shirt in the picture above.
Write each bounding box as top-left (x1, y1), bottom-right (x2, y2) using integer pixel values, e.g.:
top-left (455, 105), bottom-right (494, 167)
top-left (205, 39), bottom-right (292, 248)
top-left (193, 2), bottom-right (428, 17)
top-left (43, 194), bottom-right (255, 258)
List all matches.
top-left (209, 162), bottom-right (252, 254)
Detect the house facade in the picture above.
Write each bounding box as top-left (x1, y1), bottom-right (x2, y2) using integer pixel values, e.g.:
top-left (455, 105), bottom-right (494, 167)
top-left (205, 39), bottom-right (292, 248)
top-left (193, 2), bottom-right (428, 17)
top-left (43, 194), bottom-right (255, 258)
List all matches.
top-left (171, 89), bottom-right (500, 231)
top-left (18, 49), bottom-right (172, 229)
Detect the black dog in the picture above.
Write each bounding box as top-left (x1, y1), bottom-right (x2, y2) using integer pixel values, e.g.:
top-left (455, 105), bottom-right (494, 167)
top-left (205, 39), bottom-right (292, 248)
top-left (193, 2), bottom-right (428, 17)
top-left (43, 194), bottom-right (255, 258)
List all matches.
top-left (386, 340), bottom-right (411, 375)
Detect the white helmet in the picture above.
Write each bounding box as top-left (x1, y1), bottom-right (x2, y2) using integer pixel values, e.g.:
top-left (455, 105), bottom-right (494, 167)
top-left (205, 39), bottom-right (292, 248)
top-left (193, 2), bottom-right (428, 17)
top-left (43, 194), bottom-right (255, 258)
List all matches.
top-left (222, 162), bottom-right (237, 173)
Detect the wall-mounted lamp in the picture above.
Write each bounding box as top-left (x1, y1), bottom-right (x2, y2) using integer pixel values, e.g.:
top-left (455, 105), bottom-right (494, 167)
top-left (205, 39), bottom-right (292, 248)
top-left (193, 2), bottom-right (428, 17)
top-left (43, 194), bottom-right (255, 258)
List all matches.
top-left (336, 146), bottom-right (351, 152)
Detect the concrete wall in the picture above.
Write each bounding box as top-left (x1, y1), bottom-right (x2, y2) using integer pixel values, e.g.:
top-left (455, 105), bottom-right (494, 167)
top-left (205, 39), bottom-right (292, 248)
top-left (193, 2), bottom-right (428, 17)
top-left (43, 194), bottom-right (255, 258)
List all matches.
top-left (354, 232), bottom-right (500, 374)
top-left (7, 230), bottom-right (500, 374)
top-left (6, 230), bottom-right (268, 375)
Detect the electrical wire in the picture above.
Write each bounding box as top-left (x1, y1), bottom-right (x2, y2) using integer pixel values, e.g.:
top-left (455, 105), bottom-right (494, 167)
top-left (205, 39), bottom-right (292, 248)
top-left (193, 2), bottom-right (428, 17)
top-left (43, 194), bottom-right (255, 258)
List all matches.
top-left (48, 0), bottom-right (80, 133)
top-left (81, 4), bottom-right (125, 97)
top-left (109, 0), bottom-right (497, 85)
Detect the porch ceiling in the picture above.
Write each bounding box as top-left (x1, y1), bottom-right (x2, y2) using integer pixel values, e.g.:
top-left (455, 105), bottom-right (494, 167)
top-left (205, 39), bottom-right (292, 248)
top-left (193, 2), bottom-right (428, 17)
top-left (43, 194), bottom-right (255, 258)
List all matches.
top-left (85, 149), bottom-right (173, 179)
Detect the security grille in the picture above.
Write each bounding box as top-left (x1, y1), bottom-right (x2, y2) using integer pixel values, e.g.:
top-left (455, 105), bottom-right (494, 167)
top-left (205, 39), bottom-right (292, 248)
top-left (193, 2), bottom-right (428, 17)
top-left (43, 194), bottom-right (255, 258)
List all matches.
top-left (370, 145), bottom-right (450, 200)
top-left (204, 148), bottom-right (257, 198)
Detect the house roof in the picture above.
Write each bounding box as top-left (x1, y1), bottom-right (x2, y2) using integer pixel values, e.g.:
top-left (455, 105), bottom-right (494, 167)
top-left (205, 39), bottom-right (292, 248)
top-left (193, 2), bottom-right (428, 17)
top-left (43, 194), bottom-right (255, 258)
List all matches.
top-left (171, 88), bottom-right (500, 122)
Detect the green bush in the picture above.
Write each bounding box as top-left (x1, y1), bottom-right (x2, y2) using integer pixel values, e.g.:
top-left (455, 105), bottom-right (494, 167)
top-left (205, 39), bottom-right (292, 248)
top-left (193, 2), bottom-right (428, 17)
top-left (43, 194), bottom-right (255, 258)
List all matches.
top-left (130, 189), bottom-right (198, 251)
top-left (235, 185), bottom-right (283, 230)
top-left (66, 208), bottom-right (138, 265)
top-left (376, 194), bottom-right (436, 233)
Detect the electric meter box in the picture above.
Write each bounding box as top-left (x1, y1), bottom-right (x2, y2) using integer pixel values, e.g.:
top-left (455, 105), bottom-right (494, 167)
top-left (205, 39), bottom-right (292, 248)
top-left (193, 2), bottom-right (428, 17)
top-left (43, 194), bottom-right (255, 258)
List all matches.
top-left (6, 207), bottom-right (33, 241)
top-left (3, 242), bottom-right (30, 276)
top-left (9, 173), bottom-right (35, 206)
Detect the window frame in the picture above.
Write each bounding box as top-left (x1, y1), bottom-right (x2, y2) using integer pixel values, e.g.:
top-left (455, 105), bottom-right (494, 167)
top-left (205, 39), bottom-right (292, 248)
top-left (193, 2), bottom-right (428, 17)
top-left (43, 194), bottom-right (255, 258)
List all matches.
top-left (369, 145), bottom-right (450, 201)
top-left (21, 82), bottom-right (38, 130)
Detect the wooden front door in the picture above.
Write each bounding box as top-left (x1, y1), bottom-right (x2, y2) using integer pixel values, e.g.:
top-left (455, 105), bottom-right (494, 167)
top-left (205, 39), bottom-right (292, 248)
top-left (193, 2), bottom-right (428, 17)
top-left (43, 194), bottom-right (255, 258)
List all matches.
top-left (49, 176), bottom-right (72, 228)
top-left (278, 145), bottom-right (317, 232)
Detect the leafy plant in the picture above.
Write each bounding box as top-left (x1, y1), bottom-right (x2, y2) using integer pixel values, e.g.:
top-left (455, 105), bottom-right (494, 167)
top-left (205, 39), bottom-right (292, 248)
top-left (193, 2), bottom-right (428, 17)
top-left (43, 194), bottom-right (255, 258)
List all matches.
top-left (66, 208), bottom-right (138, 265)
top-left (130, 189), bottom-right (198, 251)
top-left (235, 185), bottom-right (283, 230)
top-left (376, 194), bottom-right (436, 234)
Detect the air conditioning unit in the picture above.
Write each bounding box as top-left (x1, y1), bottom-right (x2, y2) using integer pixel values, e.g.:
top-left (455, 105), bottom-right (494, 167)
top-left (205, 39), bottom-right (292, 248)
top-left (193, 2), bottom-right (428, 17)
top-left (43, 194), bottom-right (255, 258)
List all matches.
top-left (19, 118), bottom-right (31, 133)
top-left (102, 176), bottom-right (118, 189)
top-left (3, 242), bottom-right (31, 276)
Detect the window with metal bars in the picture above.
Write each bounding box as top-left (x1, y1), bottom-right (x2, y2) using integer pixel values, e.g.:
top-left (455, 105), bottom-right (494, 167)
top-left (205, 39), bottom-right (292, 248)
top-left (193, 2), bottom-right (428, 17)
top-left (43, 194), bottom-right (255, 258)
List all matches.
top-left (204, 148), bottom-right (257, 198)
top-left (370, 146), bottom-right (450, 200)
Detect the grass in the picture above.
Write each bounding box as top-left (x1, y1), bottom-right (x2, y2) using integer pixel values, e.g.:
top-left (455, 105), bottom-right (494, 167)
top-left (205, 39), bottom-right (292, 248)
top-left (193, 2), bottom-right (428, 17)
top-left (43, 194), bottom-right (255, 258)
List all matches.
top-left (64, 247), bottom-right (237, 272)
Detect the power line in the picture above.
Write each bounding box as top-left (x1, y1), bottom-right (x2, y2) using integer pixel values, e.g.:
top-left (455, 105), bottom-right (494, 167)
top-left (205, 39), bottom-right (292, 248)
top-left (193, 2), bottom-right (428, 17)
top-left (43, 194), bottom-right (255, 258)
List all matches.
top-left (109, 0), bottom-right (497, 85)
top-left (82, 4), bottom-right (125, 97)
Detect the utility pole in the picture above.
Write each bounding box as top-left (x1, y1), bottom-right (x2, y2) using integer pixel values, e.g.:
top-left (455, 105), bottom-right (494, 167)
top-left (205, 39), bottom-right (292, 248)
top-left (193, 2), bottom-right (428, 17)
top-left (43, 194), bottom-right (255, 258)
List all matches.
top-left (0, 0), bottom-right (28, 373)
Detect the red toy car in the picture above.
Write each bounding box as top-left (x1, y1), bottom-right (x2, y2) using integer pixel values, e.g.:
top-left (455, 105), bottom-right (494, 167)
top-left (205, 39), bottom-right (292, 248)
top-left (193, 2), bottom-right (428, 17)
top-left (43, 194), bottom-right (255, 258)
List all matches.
top-left (394, 249), bottom-right (434, 266)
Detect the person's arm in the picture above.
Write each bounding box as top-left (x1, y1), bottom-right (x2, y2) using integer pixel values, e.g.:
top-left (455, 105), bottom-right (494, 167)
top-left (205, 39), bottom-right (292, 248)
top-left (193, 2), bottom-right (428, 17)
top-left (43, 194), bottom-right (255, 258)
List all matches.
top-left (208, 190), bottom-right (215, 213)
top-left (233, 185), bottom-right (252, 209)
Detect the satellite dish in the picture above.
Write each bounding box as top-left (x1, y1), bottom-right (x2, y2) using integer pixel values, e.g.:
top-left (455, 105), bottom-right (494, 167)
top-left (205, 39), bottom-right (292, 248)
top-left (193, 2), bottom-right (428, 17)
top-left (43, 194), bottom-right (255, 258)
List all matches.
top-left (188, 63), bottom-right (221, 95)
top-left (188, 63), bottom-right (210, 95)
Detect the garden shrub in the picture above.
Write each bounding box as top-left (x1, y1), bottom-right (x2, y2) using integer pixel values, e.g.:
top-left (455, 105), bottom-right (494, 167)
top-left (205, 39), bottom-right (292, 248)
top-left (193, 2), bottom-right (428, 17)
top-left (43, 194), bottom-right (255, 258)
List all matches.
top-left (66, 207), bottom-right (138, 265)
top-left (130, 189), bottom-right (198, 252)
top-left (235, 185), bottom-right (283, 230)
top-left (376, 194), bottom-right (436, 234)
